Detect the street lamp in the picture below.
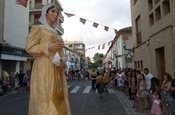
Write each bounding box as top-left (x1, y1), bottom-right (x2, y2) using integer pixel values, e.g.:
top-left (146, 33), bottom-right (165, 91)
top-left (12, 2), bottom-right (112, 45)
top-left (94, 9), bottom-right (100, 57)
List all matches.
top-left (123, 41), bottom-right (134, 52)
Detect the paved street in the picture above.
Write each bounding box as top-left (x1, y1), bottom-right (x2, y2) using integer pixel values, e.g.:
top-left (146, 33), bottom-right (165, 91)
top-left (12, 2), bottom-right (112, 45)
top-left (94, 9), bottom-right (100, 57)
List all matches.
top-left (0, 80), bottom-right (129, 115)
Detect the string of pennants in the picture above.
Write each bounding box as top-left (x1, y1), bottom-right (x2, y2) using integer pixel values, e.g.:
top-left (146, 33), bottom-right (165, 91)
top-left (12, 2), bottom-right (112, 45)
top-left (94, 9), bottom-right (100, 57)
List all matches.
top-left (64, 12), bottom-right (118, 34)
top-left (85, 39), bottom-right (115, 52)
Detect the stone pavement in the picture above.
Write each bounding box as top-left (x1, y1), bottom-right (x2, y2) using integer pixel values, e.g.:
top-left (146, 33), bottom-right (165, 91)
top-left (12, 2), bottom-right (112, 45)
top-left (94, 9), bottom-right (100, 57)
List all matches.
top-left (114, 89), bottom-right (150, 115)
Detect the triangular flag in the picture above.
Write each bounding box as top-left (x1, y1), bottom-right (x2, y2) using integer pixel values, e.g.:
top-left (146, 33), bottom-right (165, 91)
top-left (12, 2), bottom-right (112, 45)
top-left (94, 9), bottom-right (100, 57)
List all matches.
top-left (64, 12), bottom-right (75, 18)
top-left (98, 45), bottom-right (100, 50)
top-left (114, 29), bottom-right (118, 35)
top-left (16, 0), bottom-right (28, 8)
top-left (92, 22), bottom-right (99, 28)
top-left (80, 18), bottom-right (86, 24)
top-left (104, 26), bottom-right (109, 31)
top-left (102, 43), bottom-right (105, 49)
top-left (108, 41), bottom-right (111, 46)
top-left (122, 33), bottom-right (129, 41)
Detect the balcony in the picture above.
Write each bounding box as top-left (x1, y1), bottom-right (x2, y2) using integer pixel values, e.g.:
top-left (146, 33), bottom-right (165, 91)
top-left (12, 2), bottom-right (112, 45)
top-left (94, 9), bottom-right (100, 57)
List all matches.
top-left (30, 18), bottom-right (41, 25)
top-left (57, 24), bottom-right (64, 35)
top-left (59, 13), bottom-right (64, 23)
top-left (29, 3), bottom-right (42, 12)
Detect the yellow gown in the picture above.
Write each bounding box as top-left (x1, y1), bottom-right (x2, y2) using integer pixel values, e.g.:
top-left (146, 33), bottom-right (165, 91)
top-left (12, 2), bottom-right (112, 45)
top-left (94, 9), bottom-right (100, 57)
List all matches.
top-left (26, 25), bottom-right (71, 115)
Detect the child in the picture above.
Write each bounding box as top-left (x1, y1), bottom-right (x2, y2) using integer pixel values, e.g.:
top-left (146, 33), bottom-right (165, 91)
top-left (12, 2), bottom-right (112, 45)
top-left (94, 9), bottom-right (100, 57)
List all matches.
top-left (14, 77), bottom-right (19, 91)
top-left (151, 91), bottom-right (163, 115)
top-left (26, 79), bottom-right (30, 92)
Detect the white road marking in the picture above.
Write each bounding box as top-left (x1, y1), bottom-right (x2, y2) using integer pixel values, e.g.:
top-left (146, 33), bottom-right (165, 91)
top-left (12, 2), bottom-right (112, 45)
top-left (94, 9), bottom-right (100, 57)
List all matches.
top-left (70, 86), bottom-right (81, 93)
top-left (83, 86), bottom-right (91, 93)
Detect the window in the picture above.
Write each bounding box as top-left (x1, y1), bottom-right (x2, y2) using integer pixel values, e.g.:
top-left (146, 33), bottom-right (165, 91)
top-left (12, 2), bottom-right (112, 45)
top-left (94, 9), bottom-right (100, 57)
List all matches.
top-left (134, 0), bottom-right (138, 5)
top-left (34, 0), bottom-right (42, 9)
top-left (135, 15), bottom-right (142, 44)
top-left (155, 6), bottom-right (161, 21)
top-left (149, 13), bottom-right (154, 26)
top-left (34, 14), bottom-right (40, 18)
top-left (148, 0), bottom-right (153, 11)
top-left (34, 14), bottom-right (41, 24)
top-left (135, 61), bottom-right (137, 69)
top-left (138, 61), bottom-right (140, 69)
top-left (69, 45), bottom-right (72, 47)
top-left (154, 0), bottom-right (160, 4)
top-left (74, 44), bottom-right (83, 49)
top-left (35, 0), bottom-right (42, 3)
top-left (162, 0), bottom-right (170, 16)
top-left (140, 60), bottom-right (143, 69)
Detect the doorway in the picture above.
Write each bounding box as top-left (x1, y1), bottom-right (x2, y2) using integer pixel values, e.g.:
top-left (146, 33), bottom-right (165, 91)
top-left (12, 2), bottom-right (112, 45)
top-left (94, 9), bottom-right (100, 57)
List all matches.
top-left (156, 47), bottom-right (165, 82)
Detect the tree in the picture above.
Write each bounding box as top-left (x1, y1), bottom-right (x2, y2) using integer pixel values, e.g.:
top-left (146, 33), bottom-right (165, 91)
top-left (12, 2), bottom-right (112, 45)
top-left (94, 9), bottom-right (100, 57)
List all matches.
top-left (93, 53), bottom-right (104, 67)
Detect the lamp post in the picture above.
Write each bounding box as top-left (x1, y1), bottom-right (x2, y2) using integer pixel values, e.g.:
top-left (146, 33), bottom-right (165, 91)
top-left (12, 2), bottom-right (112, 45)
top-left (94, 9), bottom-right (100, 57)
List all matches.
top-left (123, 41), bottom-right (134, 52)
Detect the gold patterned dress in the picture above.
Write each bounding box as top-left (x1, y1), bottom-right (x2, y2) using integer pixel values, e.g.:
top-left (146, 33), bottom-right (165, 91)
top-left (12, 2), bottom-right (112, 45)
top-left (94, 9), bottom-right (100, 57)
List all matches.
top-left (26, 25), bottom-right (71, 115)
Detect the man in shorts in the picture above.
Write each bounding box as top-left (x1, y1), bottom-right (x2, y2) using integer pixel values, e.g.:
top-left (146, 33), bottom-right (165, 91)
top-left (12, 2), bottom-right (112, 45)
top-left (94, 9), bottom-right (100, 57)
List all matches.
top-left (144, 68), bottom-right (153, 109)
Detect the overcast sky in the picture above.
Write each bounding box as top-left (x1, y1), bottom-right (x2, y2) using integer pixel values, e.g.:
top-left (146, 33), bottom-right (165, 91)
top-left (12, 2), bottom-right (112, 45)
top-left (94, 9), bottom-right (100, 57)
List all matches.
top-left (59, 0), bottom-right (131, 59)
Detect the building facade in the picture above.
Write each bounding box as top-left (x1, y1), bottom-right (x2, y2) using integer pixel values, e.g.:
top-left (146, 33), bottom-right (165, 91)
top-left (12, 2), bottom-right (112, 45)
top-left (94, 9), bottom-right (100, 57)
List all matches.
top-left (130, 0), bottom-right (175, 80)
top-left (104, 27), bottom-right (134, 69)
top-left (64, 41), bottom-right (86, 69)
top-left (64, 47), bottom-right (81, 70)
top-left (0, 0), bottom-right (29, 76)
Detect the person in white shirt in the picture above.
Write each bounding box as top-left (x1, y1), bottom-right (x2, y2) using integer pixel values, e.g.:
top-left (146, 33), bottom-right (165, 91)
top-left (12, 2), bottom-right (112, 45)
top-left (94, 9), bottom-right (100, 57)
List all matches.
top-left (144, 68), bottom-right (153, 110)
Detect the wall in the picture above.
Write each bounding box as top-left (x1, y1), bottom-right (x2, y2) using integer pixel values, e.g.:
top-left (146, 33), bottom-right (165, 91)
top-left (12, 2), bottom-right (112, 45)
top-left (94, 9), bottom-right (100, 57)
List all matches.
top-left (4, 0), bottom-right (29, 48)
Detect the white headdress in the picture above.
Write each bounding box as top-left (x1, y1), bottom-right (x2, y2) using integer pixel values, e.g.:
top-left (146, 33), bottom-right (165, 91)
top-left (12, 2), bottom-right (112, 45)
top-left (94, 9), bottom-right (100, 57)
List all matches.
top-left (39, 3), bottom-right (59, 33)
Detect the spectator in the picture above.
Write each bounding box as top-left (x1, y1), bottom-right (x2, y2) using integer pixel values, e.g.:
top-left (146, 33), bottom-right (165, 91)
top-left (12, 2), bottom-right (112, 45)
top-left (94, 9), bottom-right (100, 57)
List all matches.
top-left (161, 73), bottom-right (172, 115)
top-left (136, 74), bottom-right (147, 112)
top-left (151, 91), bottom-right (163, 115)
top-left (144, 68), bottom-right (153, 110)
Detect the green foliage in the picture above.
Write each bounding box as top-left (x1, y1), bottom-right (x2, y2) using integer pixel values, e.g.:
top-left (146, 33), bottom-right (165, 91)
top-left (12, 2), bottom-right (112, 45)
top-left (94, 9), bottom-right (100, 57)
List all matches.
top-left (88, 53), bottom-right (104, 69)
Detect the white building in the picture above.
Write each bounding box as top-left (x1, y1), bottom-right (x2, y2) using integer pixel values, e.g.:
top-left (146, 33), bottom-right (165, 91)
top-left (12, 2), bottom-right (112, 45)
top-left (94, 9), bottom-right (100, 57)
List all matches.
top-left (104, 27), bottom-right (134, 69)
top-left (64, 47), bottom-right (81, 70)
top-left (0, 0), bottom-right (29, 76)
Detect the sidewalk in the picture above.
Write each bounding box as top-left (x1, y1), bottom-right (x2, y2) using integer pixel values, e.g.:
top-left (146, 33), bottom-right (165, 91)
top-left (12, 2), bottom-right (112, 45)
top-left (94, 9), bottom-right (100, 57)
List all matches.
top-left (115, 89), bottom-right (150, 115)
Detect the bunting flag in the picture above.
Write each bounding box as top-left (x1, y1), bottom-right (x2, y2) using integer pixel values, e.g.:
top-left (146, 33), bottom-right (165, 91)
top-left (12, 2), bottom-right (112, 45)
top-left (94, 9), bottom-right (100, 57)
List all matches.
top-left (85, 39), bottom-right (114, 51)
top-left (80, 18), bottom-right (86, 24)
top-left (92, 22), bottom-right (99, 28)
top-left (98, 45), bottom-right (100, 50)
top-left (102, 43), bottom-right (105, 49)
top-left (63, 12), bottom-right (117, 34)
top-left (107, 41), bottom-right (111, 46)
top-left (64, 12), bottom-right (75, 18)
top-left (114, 29), bottom-right (118, 35)
top-left (16, 0), bottom-right (28, 8)
top-left (104, 26), bottom-right (109, 31)
top-left (91, 46), bottom-right (95, 49)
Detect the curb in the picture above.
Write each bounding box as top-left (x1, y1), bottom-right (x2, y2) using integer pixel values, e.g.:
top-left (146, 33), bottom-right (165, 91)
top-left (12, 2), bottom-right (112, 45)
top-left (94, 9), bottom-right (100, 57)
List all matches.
top-left (114, 90), bottom-right (133, 115)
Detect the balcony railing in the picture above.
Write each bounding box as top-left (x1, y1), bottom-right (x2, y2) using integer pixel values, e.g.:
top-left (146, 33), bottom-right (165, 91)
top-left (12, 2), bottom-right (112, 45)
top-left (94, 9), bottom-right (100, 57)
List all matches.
top-left (59, 13), bottom-right (64, 23)
top-left (30, 3), bottom-right (42, 10)
top-left (57, 24), bottom-right (64, 35)
top-left (30, 18), bottom-right (41, 25)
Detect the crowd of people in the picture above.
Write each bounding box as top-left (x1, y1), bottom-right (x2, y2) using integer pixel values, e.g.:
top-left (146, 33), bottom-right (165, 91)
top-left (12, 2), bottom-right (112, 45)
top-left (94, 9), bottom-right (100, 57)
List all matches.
top-left (0, 69), bottom-right (31, 96)
top-left (1, 67), bottom-right (175, 115)
top-left (88, 67), bottom-right (175, 115)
